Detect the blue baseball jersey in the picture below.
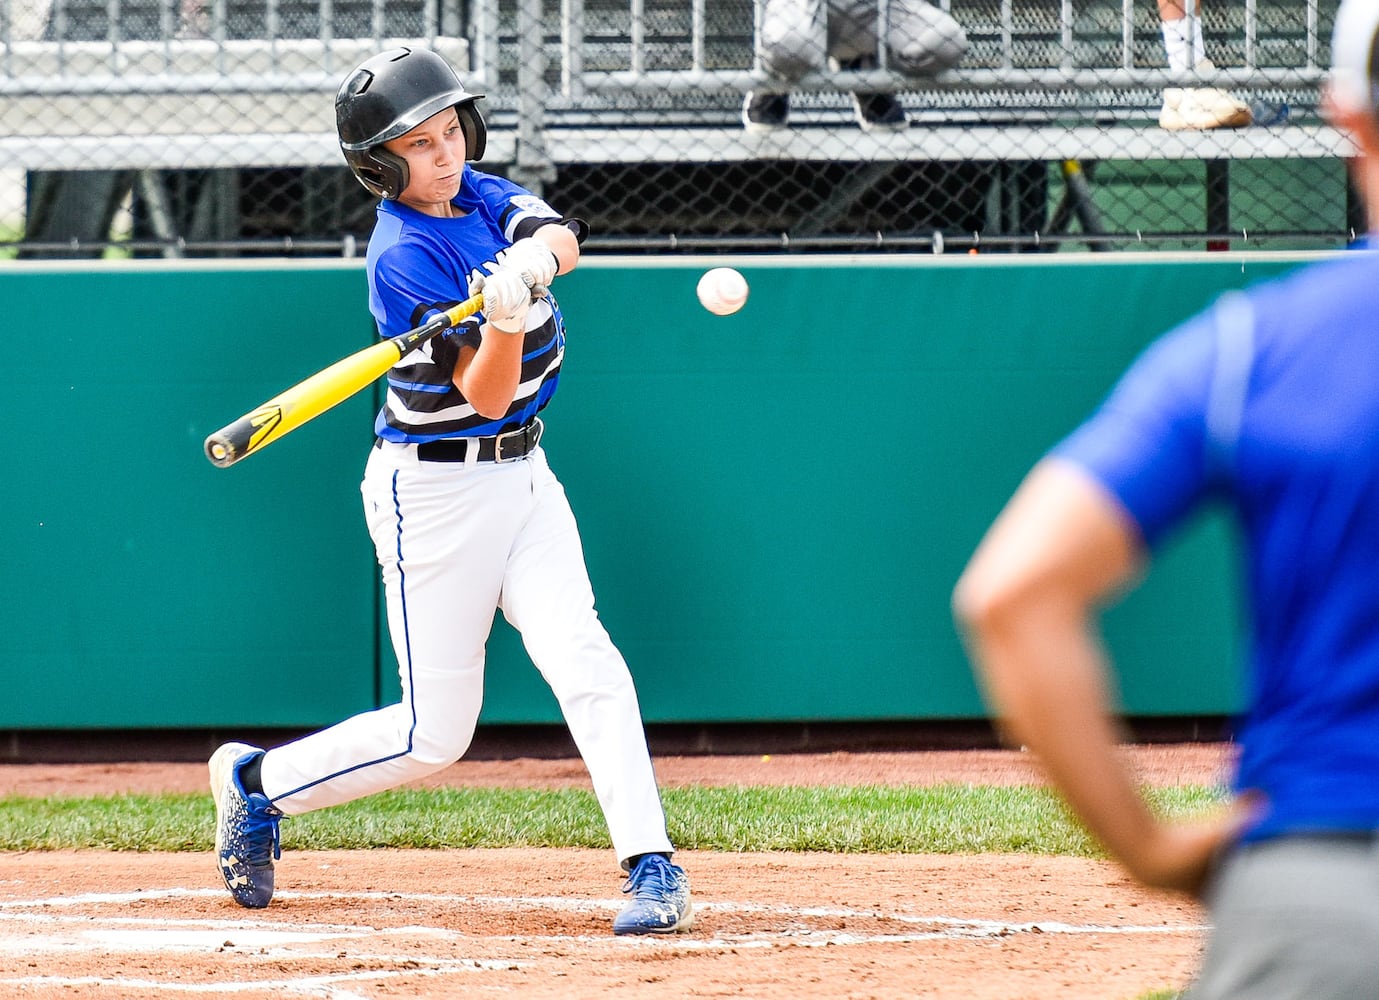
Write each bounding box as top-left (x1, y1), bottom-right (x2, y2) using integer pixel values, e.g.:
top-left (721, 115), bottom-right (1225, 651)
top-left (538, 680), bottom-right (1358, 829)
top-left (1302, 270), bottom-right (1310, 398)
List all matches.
top-left (1053, 252), bottom-right (1379, 842)
top-left (365, 164), bottom-right (575, 442)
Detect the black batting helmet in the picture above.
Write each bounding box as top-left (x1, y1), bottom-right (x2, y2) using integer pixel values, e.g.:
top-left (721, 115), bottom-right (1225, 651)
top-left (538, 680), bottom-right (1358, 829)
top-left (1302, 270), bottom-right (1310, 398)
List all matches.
top-left (336, 47), bottom-right (487, 200)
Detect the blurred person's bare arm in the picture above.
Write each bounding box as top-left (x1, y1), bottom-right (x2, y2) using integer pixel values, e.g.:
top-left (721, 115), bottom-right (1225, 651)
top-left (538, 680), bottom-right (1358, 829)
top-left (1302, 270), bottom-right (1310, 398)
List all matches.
top-left (953, 457), bottom-right (1254, 895)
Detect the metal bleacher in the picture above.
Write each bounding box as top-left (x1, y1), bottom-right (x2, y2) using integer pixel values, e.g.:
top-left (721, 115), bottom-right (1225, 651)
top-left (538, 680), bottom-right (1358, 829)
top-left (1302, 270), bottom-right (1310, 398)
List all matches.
top-left (530, 0), bottom-right (1344, 166)
top-left (0, 0), bottom-right (1350, 251)
top-left (0, 8), bottom-right (468, 170)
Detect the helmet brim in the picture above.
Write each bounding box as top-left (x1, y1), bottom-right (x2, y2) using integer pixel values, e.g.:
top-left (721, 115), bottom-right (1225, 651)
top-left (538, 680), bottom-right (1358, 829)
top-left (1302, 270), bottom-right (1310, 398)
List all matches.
top-left (340, 90), bottom-right (484, 151)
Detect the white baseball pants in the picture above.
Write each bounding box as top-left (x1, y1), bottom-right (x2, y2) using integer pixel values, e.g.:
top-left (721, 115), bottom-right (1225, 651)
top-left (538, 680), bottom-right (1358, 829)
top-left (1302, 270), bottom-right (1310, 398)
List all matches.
top-left (258, 442), bottom-right (674, 867)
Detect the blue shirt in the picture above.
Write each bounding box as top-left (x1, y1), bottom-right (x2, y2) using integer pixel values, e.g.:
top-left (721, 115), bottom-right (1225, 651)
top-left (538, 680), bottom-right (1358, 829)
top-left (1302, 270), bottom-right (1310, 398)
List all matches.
top-left (1054, 252), bottom-right (1379, 841)
top-left (365, 164), bottom-right (572, 442)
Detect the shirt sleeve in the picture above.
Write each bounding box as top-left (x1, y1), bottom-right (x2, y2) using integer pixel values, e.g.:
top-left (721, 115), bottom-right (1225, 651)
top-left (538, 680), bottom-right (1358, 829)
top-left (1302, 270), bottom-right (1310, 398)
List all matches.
top-left (372, 241), bottom-right (482, 350)
top-left (1051, 312), bottom-right (1219, 549)
top-left (462, 170), bottom-right (558, 240)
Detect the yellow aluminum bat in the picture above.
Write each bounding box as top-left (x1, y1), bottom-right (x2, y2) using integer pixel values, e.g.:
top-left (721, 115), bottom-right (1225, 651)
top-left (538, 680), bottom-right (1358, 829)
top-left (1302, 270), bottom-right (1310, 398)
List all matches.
top-left (204, 293), bottom-right (484, 469)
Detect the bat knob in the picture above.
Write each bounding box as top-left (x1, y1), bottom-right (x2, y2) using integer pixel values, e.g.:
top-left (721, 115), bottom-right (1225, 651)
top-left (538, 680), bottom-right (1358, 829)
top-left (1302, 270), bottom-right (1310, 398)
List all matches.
top-left (204, 435), bottom-right (238, 468)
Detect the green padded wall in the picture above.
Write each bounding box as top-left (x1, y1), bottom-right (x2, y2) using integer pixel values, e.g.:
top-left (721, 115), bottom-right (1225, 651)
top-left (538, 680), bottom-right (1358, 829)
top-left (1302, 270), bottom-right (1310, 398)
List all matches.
top-left (4, 261), bottom-right (379, 727)
top-left (4, 253), bottom-right (1320, 728)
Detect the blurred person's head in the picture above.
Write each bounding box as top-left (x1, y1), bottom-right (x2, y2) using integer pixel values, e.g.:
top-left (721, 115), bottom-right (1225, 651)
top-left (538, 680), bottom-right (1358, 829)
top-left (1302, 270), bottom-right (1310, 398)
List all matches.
top-left (1327, 0), bottom-right (1379, 229)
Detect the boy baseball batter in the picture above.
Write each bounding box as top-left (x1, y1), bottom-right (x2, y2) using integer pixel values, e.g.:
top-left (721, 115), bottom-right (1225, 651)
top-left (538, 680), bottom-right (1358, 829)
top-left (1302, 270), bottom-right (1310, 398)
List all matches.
top-left (208, 46), bottom-right (692, 936)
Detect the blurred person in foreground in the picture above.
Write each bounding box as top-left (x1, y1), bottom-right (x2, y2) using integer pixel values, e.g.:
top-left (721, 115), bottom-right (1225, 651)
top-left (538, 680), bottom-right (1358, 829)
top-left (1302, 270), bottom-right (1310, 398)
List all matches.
top-left (951, 1), bottom-right (1379, 995)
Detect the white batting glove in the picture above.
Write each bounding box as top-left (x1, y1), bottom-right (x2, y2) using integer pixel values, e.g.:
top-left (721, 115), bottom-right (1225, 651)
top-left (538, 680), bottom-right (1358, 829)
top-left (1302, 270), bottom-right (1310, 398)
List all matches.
top-left (466, 265), bottom-right (492, 301)
top-left (502, 237), bottom-right (559, 292)
top-left (479, 267), bottom-right (534, 334)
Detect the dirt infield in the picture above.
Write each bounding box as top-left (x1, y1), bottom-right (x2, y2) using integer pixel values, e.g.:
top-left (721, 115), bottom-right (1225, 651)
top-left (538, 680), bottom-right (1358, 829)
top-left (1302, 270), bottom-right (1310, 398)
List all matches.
top-left (0, 744), bottom-right (1231, 999)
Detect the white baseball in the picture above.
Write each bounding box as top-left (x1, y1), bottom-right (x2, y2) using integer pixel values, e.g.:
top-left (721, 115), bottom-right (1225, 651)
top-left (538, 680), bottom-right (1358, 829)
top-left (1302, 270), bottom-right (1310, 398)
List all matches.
top-left (696, 267), bottom-right (749, 316)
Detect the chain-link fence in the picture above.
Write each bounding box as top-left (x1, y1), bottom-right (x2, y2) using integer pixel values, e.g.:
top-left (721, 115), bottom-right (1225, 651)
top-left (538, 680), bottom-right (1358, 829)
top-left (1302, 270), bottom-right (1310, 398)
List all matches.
top-left (0, 0), bottom-right (1352, 257)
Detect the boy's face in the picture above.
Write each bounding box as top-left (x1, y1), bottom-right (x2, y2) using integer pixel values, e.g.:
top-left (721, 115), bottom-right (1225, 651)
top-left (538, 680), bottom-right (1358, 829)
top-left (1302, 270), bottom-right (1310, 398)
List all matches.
top-left (384, 106), bottom-right (466, 215)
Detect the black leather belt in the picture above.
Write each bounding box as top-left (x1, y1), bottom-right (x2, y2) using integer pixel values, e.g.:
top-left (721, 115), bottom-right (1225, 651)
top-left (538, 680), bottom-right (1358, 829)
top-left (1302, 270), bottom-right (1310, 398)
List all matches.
top-left (378, 418), bottom-right (544, 463)
top-left (421, 418), bottom-right (543, 463)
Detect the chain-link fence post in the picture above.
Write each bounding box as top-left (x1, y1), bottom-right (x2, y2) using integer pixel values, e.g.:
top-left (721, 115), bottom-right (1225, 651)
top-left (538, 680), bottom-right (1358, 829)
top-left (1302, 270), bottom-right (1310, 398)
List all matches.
top-left (511, 0), bottom-right (556, 195)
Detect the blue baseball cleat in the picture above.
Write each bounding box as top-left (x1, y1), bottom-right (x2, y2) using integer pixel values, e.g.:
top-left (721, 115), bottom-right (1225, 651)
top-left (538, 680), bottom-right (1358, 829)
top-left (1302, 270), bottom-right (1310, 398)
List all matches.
top-left (209, 742), bottom-right (282, 909)
top-left (612, 853), bottom-right (693, 935)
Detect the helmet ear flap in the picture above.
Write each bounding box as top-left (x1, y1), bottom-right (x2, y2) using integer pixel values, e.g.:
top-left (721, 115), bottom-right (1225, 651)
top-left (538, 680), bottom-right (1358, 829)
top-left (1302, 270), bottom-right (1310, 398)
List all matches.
top-left (368, 148), bottom-right (410, 199)
top-left (457, 101), bottom-right (487, 161)
top-left (343, 147), bottom-right (409, 200)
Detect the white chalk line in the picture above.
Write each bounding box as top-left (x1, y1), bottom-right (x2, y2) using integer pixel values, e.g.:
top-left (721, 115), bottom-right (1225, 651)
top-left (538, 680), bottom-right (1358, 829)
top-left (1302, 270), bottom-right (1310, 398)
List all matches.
top-left (0, 886), bottom-right (1211, 936)
top-left (0, 964), bottom-right (516, 998)
top-left (0, 885), bottom-right (1209, 995)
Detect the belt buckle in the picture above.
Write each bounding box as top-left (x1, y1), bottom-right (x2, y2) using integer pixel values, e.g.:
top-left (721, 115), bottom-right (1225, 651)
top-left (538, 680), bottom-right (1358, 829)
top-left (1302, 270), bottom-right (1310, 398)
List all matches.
top-left (494, 418), bottom-right (542, 462)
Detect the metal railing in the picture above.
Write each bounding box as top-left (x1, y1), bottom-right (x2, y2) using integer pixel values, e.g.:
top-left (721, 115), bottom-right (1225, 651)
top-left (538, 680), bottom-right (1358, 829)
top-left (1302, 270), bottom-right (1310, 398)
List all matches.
top-left (537, 0), bottom-right (1329, 97)
top-left (0, 0), bottom-right (1353, 256)
top-left (1, 0), bottom-right (1342, 172)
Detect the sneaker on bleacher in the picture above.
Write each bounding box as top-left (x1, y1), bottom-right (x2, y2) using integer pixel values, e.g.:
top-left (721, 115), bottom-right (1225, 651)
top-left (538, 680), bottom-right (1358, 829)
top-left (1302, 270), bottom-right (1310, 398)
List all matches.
top-left (1159, 60), bottom-right (1252, 130)
top-left (743, 92), bottom-right (790, 131)
top-left (852, 92), bottom-right (908, 130)
top-left (839, 55), bottom-right (909, 131)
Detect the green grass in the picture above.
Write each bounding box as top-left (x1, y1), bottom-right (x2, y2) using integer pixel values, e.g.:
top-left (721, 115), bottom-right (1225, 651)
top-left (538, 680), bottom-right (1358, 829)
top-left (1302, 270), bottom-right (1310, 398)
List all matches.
top-left (0, 222), bottom-right (18, 260)
top-left (0, 783), bottom-right (1224, 855)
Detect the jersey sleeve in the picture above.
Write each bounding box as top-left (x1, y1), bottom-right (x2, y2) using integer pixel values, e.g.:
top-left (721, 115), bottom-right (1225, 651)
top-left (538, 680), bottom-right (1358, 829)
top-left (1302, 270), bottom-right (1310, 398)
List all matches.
top-left (464, 167), bottom-right (588, 244)
top-left (371, 241), bottom-right (482, 352)
top-left (1051, 312), bottom-right (1219, 549)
